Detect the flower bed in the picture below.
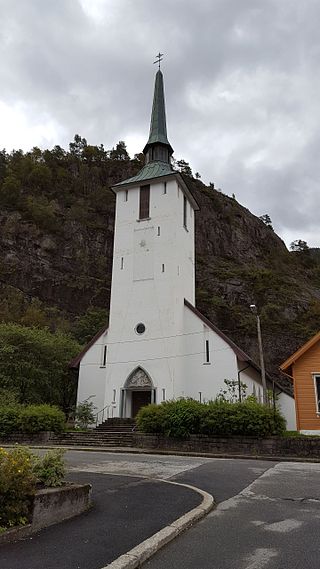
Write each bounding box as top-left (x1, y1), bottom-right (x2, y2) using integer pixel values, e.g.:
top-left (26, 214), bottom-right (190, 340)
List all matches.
top-left (0, 446), bottom-right (91, 540)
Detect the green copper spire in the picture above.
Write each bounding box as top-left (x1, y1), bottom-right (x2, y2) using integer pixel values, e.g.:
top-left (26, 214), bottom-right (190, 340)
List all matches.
top-left (143, 69), bottom-right (173, 161)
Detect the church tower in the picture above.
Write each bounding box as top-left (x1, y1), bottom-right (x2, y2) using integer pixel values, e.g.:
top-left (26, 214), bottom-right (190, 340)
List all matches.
top-left (104, 67), bottom-right (199, 417)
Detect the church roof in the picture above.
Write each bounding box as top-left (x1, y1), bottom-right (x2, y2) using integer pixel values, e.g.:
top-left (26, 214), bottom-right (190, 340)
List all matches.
top-left (184, 299), bottom-right (292, 396)
top-left (143, 69), bottom-right (173, 154)
top-left (115, 67), bottom-right (174, 188)
top-left (114, 160), bottom-right (173, 187)
top-left (69, 325), bottom-right (108, 369)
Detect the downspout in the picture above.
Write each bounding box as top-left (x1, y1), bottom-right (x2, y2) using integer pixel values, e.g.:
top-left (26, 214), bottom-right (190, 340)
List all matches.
top-left (238, 364), bottom-right (250, 402)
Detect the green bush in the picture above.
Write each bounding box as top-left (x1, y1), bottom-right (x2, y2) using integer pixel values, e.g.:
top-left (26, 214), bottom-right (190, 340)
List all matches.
top-left (0, 447), bottom-right (67, 530)
top-left (34, 449), bottom-right (65, 487)
top-left (0, 446), bottom-right (36, 529)
top-left (137, 399), bottom-right (205, 439)
top-left (136, 398), bottom-right (286, 439)
top-left (0, 407), bottom-right (21, 435)
top-left (200, 400), bottom-right (286, 437)
top-left (19, 405), bottom-right (65, 434)
top-left (136, 403), bottom-right (167, 434)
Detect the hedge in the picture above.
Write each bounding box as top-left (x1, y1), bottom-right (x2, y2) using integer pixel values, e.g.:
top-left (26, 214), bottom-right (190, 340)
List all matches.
top-left (136, 398), bottom-right (286, 438)
top-left (0, 405), bottom-right (65, 435)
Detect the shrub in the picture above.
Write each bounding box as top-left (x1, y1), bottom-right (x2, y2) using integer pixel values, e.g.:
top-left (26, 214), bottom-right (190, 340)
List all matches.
top-left (0, 406), bottom-right (21, 436)
top-left (136, 398), bottom-right (286, 439)
top-left (74, 399), bottom-right (96, 429)
top-left (200, 400), bottom-right (286, 437)
top-left (137, 399), bottom-right (204, 439)
top-left (0, 446), bottom-right (36, 529)
top-left (19, 405), bottom-right (65, 434)
top-left (136, 403), bottom-right (167, 434)
top-left (34, 449), bottom-right (65, 487)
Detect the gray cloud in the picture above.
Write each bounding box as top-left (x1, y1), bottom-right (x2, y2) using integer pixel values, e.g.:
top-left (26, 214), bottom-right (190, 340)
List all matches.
top-left (0, 0), bottom-right (319, 246)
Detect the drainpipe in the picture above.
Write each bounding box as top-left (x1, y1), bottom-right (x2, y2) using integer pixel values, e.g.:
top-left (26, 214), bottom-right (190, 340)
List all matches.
top-left (238, 364), bottom-right (250, 402)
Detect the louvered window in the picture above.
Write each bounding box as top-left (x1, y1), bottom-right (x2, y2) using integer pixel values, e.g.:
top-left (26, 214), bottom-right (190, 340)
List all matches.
top-left (139, 185), bottom-right (150, 219)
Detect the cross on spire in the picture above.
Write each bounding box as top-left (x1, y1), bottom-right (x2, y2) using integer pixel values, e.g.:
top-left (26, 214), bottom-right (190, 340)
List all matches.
top-left (153, 52), bottom-right (163, 70)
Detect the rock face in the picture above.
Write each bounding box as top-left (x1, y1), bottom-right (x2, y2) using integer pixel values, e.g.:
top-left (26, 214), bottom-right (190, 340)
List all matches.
top-left (0, 153), bottom-right (320, 391)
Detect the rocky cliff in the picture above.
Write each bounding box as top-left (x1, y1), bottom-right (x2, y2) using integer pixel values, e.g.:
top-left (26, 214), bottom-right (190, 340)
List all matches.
top-left (1, 140), bottom-right (320, 390)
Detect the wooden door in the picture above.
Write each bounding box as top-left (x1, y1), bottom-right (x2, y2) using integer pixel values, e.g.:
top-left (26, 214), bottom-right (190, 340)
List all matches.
top-left (131, 391), bottom-right (151, 417)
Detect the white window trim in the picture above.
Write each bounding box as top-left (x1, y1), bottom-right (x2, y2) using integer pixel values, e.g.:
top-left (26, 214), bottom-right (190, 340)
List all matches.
top-left (312, 373), bottom-right (320, 415)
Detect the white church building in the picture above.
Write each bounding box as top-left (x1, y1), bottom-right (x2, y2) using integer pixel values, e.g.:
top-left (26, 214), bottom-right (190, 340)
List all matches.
top-left (71, 67), bottom-right (296, 430)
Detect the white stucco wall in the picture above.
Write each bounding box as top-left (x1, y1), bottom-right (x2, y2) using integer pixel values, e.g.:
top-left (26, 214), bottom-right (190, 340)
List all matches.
top-left (99, 176), bottom-right (197, 417)
top-left (76, 330), bottom-right (108, 415)
top-left (278, 391), bottom-right (296, 431)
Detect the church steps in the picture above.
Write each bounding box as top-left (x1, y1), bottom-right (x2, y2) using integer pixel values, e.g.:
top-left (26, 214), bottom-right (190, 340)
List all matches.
top-left (50, 430), bottom-right (135, 447)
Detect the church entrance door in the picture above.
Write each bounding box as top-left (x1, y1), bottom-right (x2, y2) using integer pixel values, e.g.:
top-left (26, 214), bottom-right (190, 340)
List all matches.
top-left (131, 390), bottom-right (151, 417)
top-left (122, 367), bottom-right (155, 418)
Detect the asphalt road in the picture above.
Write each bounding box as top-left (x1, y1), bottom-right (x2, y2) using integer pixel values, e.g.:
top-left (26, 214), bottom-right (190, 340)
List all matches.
top-left (0, 470), bottom-right (201, 569)
top-left (145, 461), bottom-right (320, 569)
top-left (1, 451), bottom-right (320, 569)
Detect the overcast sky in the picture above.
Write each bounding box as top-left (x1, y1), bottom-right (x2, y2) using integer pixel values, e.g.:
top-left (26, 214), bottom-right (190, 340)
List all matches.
top-left (0, 0), bottom-right (319, 248)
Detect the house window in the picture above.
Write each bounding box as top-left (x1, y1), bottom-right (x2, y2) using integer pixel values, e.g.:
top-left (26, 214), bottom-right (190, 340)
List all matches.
top-left (139, 185), bottom-right (150, 219)
top-left (314, 375), bottom-right (320, 412)
top-left (161, 263), bottom-right (165, 272)
top-left (163, 182), bottom-right (167, 194)
top-left (183, 195), bottom-right (187, 229)
top-left (112, 389), bottom-right (116, 404)
top-left (162, 388), bottom-right (166, 401)
top-left (205, 340), bottom-right (210, 363)
top-left (101, 345), bottom-right (107, 367)
top-left (157, 226), bottom-right (160, 236)
top-left (120, 257), bottom-right (124, 270)
top-left (124, 190), bottom-right (128, 202)
top-left (199, 392), bottom-right (202, 403)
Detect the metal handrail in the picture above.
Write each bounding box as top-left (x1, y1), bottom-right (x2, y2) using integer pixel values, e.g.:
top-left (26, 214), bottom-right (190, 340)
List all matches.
top-left (94, 403), bottom-right (114, 426)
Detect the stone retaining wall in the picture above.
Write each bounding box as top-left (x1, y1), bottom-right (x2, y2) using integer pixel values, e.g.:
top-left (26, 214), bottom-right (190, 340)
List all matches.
top-left (132, 433), bottom-right (320, 459)
top-left (0, 431), bottom-right (53, 445)
top-left (0, 483), bottom-right (91, 545)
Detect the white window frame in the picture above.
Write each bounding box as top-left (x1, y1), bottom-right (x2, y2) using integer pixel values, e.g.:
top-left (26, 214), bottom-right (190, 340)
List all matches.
top-left (312, 373), bottom-right (320, 414)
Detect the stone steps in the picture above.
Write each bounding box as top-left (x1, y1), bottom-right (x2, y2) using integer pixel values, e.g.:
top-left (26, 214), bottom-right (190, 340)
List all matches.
top-left (50, 431), bottom-right (135, 447)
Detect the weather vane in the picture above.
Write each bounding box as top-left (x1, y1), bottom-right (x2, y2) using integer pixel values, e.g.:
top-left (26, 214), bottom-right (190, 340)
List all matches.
top-left (153, 52), bottom-right (163, 70)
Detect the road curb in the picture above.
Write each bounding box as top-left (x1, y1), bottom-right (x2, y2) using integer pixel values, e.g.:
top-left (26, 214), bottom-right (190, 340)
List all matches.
top-left (101, 481), bottom-right (214, 569)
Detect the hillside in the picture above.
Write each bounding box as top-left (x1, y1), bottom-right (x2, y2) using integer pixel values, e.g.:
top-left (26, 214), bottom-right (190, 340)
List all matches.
top-left (1, 137), bottom-right (320, 391)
